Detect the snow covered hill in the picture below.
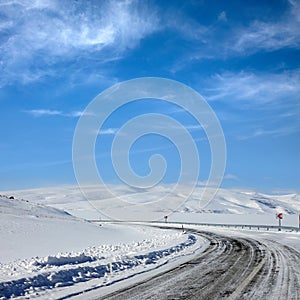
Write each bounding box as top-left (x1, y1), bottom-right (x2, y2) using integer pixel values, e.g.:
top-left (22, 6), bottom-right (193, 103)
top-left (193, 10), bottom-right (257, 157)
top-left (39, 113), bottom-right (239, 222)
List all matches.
top-left (178, 188), bottom-right (300, 215)
top-left (0, 194), bottom-right (72, 220)
top-left (4, 185), bottom-right (300, 225)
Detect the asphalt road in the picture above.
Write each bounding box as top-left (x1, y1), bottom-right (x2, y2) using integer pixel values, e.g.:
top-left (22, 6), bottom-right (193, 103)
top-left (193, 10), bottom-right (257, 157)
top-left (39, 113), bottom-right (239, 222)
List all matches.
top-left (97, 229), bottom-right (300, 300)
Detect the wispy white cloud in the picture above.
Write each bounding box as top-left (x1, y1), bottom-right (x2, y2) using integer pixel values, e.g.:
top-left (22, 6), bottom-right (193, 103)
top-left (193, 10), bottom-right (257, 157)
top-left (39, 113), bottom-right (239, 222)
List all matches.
top-left (202, 69), bottom-right (300, 107)
top-left (98, 128), bottom-right (118, 135)
top-left (24, 109), bottom-right (86, 118)
top-left (201, 69), bottom-right (300, 139)
top-left (170, 1), bottom-right (300, 70)
top-left (0, 0), bottom-right (159, 86)
top-left (96, 123), bottom-right (205, 139)
top-left (230, 1), bottom-right (300, 54)
top-left (67, 111), bottom-right (84, 118)
top-left (24, 109), bottom-right (63, 117)
top-left (238, 125), bottom-right (300, 140)
top-left (223, 174), bottom-right (239, 181)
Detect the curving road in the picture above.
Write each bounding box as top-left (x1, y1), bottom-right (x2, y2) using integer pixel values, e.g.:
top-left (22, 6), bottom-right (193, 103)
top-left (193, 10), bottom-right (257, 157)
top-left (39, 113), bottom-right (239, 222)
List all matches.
top-left (97, 229), bottom-right (300, 300)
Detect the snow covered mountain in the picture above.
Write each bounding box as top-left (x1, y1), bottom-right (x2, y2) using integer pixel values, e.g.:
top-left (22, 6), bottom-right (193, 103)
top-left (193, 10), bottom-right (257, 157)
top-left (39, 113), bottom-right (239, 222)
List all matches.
top-left (176, 188), bottom-right (300, 215)
top-left (4, 185), bottom-right (300, 225)
top-left (6, 185), bottom-right (300, 215)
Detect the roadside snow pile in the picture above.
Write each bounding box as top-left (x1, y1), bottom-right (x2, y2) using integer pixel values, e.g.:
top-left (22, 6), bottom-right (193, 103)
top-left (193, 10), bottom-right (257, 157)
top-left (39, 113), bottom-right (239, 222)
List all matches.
top-left (0, 232), bottom-right (201, 299)
top-left (32, 252), bottom-right (98, 267)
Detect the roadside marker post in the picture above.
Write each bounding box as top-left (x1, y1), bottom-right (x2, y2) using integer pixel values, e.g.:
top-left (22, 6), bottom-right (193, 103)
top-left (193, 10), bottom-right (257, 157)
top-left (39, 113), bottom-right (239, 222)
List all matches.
top-left (276, 213), bottom-right (283, 231)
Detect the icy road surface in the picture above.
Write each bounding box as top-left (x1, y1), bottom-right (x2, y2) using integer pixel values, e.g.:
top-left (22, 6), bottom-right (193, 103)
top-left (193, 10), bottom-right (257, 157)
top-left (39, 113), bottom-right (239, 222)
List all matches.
top-left (96, 227), bottom-right (300, 300)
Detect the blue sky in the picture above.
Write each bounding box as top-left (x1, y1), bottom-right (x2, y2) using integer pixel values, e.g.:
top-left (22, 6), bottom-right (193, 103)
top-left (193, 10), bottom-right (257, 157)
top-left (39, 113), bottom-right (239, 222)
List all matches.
top-left (0, 0), bottom-right (299, 192)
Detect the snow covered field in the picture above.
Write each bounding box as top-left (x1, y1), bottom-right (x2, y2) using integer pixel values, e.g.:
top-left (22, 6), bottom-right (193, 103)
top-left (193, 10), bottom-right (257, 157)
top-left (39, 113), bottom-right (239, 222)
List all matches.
top-left (0, 194), bottom-right (206, 299)
top-left (0, 186), bottom-right (299, 299)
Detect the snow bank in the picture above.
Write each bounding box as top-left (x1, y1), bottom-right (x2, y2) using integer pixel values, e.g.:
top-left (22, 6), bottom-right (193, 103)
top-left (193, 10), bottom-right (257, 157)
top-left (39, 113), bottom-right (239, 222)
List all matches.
top-left (0, 232), bottom-right (201, 299)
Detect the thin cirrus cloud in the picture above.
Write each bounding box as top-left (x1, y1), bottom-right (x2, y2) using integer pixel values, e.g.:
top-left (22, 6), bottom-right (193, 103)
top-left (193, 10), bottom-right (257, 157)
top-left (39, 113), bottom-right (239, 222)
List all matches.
top-left (201, 70), bottom-right (300, 139)
top-left (98, 128), bottom-right (118, 135)
top-left (223, 174), bottom-right (239, 181)
top-left (238, 125), bottom-right (300, 140)
top-left (230, 1), bottom-right (300, 54)
top-left (219, 1), bottom-right (300, 55)
top-left (24, 109), bottom-right (85, 118)
top-left (0, 0), bottom-right (159, 86)
top-left (97, 124), bottom-right (204, 136)
top-left (172, 1), bottom-right (300, 66)
top-left (202, 70), bottom-right (300, 107)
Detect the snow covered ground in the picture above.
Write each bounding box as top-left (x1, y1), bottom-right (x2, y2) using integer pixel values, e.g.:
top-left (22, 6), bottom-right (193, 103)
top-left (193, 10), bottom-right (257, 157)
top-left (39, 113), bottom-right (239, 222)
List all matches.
top-left (0, 195), bottom-right (155, 263)
top-left (0, 194), bottom-right (206, 299)
top-left (0, 186), bottom-right (299, 299)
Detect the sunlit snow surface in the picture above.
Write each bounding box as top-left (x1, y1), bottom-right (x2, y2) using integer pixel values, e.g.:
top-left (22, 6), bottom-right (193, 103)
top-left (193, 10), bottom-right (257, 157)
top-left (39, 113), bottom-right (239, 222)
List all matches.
top-left (0, 194), bottom-right (206, 299)
top-left (0, 186), bottom-right (299, 299)
top-left (5, 185), bottom-right (300, 225)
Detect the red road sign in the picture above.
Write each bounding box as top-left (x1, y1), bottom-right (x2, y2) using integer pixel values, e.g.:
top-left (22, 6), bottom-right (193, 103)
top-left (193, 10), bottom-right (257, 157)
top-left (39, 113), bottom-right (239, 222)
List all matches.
top-left (277, 213), bottom-right (283, 220)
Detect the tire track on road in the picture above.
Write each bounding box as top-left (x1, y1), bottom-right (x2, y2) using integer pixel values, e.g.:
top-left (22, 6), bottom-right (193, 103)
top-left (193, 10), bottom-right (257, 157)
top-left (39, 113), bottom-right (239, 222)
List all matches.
top-left (99, 230), bottom-right (268, 300)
